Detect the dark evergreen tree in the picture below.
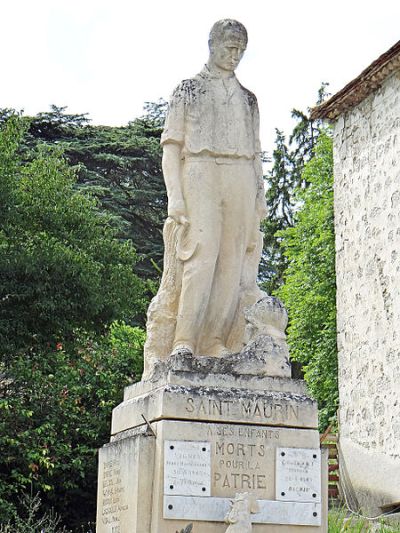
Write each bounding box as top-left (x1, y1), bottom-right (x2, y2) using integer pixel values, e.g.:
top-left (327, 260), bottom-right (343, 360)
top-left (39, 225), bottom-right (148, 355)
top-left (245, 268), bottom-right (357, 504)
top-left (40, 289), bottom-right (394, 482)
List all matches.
top-left (277, 132), bottom-right (337, 429)
top-left (290, 82), bottom-right (330, 188)
top-left (0, 114), bottom-right (146, 358)
top-left (261, 83), bottom-right (330, 294)
top-left (22, 103), bottom-right (168, 282)
top-left (260, 129), bottom-right (293, 293)
top-left (0, 115), bottom-right (148, 527)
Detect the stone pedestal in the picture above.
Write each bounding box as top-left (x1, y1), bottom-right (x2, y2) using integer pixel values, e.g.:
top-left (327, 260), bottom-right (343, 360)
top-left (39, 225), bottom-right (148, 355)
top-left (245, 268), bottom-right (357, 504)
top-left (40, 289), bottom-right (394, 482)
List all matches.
top-left (96, 354), bottom-right (328, 532)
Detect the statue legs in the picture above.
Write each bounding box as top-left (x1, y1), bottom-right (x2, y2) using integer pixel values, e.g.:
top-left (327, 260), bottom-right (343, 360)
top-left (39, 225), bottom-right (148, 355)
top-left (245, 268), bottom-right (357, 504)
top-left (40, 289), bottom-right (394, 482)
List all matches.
top-left (173, 158), bottom-right (257, 355)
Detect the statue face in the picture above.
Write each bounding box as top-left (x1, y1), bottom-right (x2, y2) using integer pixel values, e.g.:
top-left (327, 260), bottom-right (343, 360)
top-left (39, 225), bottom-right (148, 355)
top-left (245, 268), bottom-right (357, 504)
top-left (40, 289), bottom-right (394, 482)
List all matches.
top-left (210, 38), bottom-right (246, 72)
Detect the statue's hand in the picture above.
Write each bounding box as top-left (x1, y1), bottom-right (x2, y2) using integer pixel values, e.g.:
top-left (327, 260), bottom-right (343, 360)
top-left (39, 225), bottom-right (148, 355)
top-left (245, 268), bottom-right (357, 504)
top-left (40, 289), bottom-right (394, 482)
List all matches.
top-left (168, 199), bottom-right (189, 226)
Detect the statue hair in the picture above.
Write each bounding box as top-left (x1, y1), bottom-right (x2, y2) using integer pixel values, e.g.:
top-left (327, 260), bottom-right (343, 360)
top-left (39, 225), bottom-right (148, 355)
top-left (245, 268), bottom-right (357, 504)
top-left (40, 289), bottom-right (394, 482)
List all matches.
top-left (208, 19), bottom-right (248, 49)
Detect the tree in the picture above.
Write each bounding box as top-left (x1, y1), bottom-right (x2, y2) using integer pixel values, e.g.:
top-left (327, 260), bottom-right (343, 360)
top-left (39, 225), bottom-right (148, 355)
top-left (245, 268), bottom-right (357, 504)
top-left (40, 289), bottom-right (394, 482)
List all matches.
top-left (260, 129), bottom-right (293, 293)
top-left (289, 82), bottom-right (330, 188)
top-left (261, 84), bottom-right (330, 293)
top-left (23, 103), bottom-right (168, 281)
top-left (277, 131), bottom-right (338, 429)
top-left (0, 324), bottom-right (145, 529)
top-left (0, 114), bottom-right (147, 528)
top-left (0, 114), bottom-right (147, 358)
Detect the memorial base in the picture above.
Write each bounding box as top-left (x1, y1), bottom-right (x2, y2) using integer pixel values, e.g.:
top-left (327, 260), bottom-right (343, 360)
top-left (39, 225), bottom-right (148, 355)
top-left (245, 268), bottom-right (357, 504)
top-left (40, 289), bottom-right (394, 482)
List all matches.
top-left (96, 355), bottom-right (328, 532)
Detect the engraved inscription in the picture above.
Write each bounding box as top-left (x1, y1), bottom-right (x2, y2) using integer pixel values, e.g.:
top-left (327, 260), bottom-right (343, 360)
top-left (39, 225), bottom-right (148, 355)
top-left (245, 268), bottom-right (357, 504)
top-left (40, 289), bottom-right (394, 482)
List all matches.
top-left (276, 448), bottom-right (321, 502)
top-left (185, 397), bottom-right (299, 421)
top-left (164, 440), bottom-right (211, 496)
top-left (214, 472), bottom-right (267, 490)
top-left (101, 459), bottom-right (128, 526)
top-left (214, 441), bottom-right (267, 490)
top-left (207, 424), bottom-right (281, 498)
top-left (206, 424), bottom-right (280, 440)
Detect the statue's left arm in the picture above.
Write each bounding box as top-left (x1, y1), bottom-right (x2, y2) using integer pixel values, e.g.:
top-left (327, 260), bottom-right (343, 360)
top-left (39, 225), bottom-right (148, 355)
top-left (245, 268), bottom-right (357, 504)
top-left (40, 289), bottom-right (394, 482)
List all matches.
top-left (253, 103), bottom-right (268, 221)
top-left (161, 83), bottom-right (188, 225)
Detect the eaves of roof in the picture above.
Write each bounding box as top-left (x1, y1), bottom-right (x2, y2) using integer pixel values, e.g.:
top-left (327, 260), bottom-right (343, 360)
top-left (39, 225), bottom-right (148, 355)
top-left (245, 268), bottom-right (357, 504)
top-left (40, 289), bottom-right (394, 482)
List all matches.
top-left (310, 40), bottom-right (400, 121)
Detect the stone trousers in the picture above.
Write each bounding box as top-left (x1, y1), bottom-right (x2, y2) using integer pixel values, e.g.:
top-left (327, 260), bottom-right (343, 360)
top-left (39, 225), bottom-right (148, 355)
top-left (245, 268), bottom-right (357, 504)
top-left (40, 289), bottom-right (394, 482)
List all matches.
top-left (173, 156), bottom-right (258, 355)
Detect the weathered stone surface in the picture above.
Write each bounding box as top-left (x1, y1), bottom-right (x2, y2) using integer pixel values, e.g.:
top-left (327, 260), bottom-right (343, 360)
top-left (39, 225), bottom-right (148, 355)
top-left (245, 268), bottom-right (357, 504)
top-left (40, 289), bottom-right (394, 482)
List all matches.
top-left (339, 437), bottom-right (400, 512)
top-left (97, 17), bottom-right (329, 533)
top-left (240, 335), bottom-right (291, 377)
top-left (101, 349), bottom-right (324, 531)
top-left (333, 69), bottom-right (400, 512)
top-left (124, 368), bottom-right (307, 402)
top-left (143, 349), bottom-right (291, 385)
top-left (239, 296), bottom-right (291, 377)
top-left (102, 421), bottom-right (327, 532)
top-left (244, 296), bottom-right (288, 343)
top-left (224, 492), bottom-right (259, 532)
top-left (96, 426), bottom-right (156, 533)
top-left (149, 419), bottom-right (328, 532)
top-left (111, 382), bottom-right (318, 435)
top-left (113, 352), bottom-right (315, 435)
top-left (143, 19), bottom-right (268, 371)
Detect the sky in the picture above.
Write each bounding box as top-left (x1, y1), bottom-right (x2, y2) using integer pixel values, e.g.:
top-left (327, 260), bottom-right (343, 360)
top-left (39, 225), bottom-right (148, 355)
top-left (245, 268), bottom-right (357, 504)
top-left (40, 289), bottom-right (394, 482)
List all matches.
top-left (3, 0), bottom-right (400, 153)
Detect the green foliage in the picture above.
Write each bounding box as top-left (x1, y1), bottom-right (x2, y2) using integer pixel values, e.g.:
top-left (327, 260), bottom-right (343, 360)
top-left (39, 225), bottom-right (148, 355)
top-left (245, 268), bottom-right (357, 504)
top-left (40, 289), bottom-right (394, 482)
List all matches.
top-left (277, 132), bottom-right (338, 428)
top-left (290, 83), bottom-right (330, 189)
top-left (328, 508), bottom-right (395, 532)
top-left (0, 114), bottom-right (147, 358)
top-left (0, 323), bottom-right (145, 528)
top-left (261, 129), bottom-right (293, 292)
top-left (24, 103), bottom-right (167, 282)
top-left (261, 84), bottom-right (330, 293)
top-left (0, 114), bottom-right (147, 528)
top-left (109, 320), bottom-right (145, 380)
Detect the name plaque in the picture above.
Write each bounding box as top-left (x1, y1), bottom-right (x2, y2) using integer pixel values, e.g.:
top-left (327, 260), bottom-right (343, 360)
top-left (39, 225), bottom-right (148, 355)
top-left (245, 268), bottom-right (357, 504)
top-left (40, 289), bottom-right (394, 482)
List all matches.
top-left (164, 440), bottom-right (211, 497)
top-left (276, 447), bottom-right (321, 502)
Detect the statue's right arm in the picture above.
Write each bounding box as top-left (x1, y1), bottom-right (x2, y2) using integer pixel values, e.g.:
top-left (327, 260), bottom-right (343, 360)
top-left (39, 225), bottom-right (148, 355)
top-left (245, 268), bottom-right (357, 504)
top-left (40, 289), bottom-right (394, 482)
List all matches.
top-left (162, 142), bottom-right (188, 225)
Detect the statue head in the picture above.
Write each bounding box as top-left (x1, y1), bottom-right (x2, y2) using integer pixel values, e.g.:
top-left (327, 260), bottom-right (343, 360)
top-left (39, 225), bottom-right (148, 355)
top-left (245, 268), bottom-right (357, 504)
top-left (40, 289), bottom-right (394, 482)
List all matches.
top-left (208, 19), bottom-right (248, 74)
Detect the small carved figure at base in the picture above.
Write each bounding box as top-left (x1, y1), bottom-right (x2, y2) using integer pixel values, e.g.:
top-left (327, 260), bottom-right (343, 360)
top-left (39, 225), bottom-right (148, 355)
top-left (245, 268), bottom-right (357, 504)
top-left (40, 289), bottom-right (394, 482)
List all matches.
top-left (225, 492), bottom-right (259, 533)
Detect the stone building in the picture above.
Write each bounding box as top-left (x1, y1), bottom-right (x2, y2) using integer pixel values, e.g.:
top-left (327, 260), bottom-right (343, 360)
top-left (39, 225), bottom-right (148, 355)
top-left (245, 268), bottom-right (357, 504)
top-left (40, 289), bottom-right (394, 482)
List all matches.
top-left (312, 41), bottom-right (400, 513)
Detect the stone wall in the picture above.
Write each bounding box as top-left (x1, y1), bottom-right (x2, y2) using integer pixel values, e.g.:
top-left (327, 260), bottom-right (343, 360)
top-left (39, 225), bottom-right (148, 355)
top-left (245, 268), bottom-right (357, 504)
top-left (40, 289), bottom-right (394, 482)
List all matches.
top-left (333, 70), bottom-right (400, 512)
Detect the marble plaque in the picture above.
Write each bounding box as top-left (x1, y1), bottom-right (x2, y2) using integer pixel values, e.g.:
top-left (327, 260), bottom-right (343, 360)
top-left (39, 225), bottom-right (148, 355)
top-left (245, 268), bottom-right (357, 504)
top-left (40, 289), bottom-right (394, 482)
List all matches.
top-left (163, 496), bottom-right (321, 526)
top-left (276, 448), bottom-right (321, 502)
top-left (164, 440), bottom-right (211, 496)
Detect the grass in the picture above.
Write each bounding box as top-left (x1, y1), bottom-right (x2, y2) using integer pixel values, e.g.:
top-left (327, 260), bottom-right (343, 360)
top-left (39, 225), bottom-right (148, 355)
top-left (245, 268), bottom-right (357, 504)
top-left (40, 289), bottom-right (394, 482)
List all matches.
top-left (329, 507), bottom-right (399, 532)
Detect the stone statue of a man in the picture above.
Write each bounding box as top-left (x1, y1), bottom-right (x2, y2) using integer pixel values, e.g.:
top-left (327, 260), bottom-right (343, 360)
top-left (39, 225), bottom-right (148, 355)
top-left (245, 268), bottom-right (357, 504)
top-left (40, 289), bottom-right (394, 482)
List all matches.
top-left (143, 19), bottom-right (267, 374)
